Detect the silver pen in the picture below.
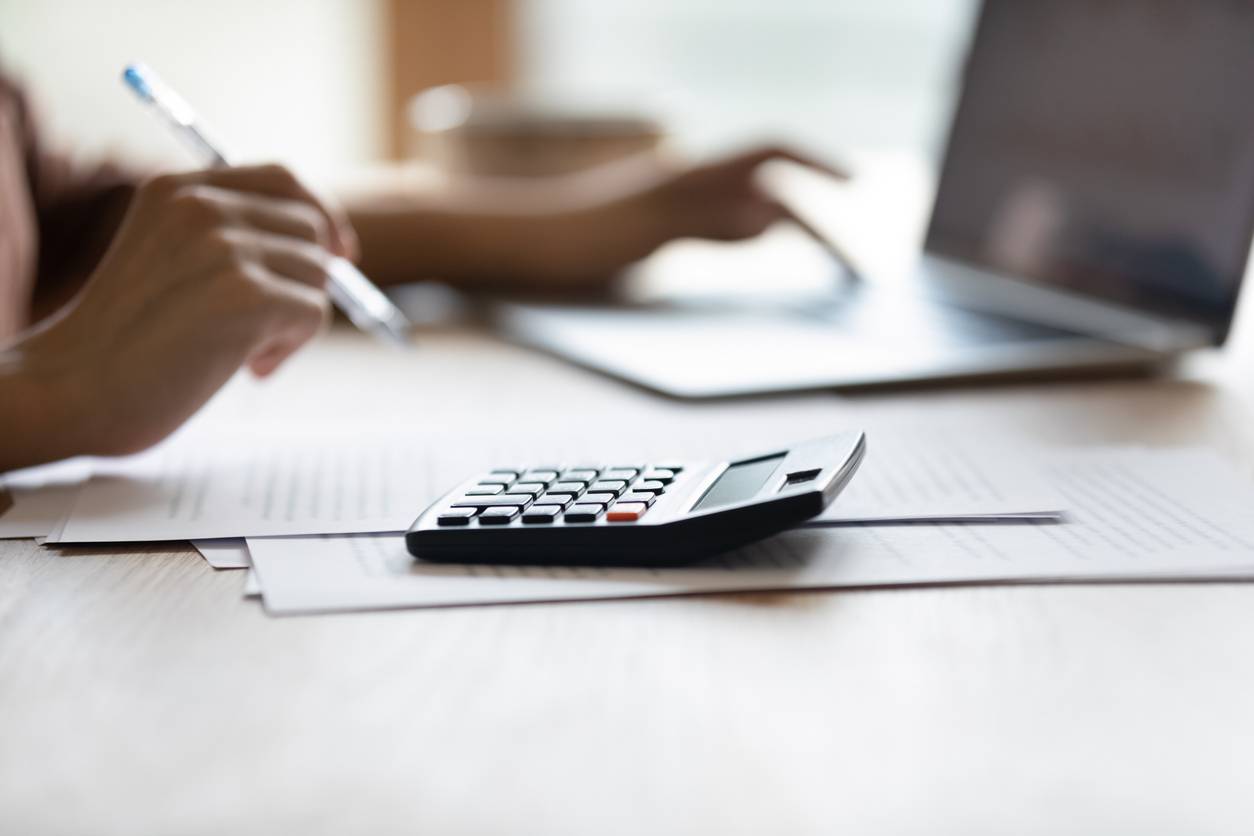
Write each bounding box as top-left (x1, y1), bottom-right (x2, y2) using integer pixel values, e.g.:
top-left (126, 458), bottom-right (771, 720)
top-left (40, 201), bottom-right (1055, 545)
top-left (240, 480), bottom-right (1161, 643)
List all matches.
top-left (122, 62), bottom-right (413, 347)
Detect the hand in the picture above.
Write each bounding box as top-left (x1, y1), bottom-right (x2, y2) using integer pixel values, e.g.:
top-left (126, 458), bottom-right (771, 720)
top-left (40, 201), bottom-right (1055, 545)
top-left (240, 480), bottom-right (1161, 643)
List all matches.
top-left (11, 164), bottom-right (355, 459)
top-left (343, 143), bottom-right (847, 292)
top-left (525, 144), bottom-right (850, 287)
top-left (637, 144), bottom-right (850, 243)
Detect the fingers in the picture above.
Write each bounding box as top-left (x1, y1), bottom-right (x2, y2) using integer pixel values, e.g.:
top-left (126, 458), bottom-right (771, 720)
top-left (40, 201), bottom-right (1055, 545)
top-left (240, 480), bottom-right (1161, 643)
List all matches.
top-left (179, 186), bottom-right (335, 252)
top-left (679, 192), bottom-right (785, 241)
top-left (156, 185), bottom-right (339, 288)
top-left (721, 144), bottom-right (851, 182)
top-left (253, 233), bottom-right (333, 289)
top-left (244, 271), bottom-right (330, 378)
top-left (237, 197), bottom-right (336, 250)
top-left (230, 233), bottom-right (333, 375)
top-left (730, 196), bottom-right (788, 239)
top-left (164, 164), bottom-right (358, 259)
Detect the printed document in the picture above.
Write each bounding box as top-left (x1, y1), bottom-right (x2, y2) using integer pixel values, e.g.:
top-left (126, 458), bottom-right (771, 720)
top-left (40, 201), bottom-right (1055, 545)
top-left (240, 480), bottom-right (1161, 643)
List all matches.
top-left (48, 429), bottom-right (1061, 544)
top-left (49, 432), bottom-right (439, 542)
top-left (245, 449), bottom-right (1254, 615)
top-left (193, 539), bottom-right (250, 569)
top-left (0, 460), bottom-right (92, 539)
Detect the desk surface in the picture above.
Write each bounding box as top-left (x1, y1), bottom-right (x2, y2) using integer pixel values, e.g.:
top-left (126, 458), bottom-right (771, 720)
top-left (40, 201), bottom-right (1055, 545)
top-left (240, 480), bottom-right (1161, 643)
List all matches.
top-left (4, 321), bottom-right (1254, 835)
top-left (7, 154), bottom-right (1254, 832)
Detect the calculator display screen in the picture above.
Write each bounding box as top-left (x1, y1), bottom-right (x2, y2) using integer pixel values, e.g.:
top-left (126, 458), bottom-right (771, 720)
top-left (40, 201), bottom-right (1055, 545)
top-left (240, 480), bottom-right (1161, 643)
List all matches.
top-left (692, 454), bottom-right (785, 511)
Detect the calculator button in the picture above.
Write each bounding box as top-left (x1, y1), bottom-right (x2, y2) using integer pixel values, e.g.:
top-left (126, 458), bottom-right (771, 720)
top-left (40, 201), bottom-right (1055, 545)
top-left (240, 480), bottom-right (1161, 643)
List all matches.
top-left (606, 502), bottom-right (648, 522)
top-left (489, 468), bottom-right (521, 478)
top-left (478, 475), bottom-right (514, 486)
top-left (522, 470), bottom-right (560, 484)
top-left (562, 470), bottom-right (599, 482)
top-left (521, 505), bottom-right (563, 524)
top-left (563, 503), bottom-right (605, 522)
top-left (619, 492), bottom-right (657, 506)
top-left (600, 469), bottom-right (638, 481)
top-left (437, 508), bottom-right (478, 526)
top-left (640, 470), bottom-right (675, 484)
top-left (477, 506), bottom-right (520, 525)
top-left (452, 495), bottom-right (532, 508)
top-left (632, 481), bottom-right (666, 494)
top-left (465, 485), bottom-right (505, 496)
top-left (547, 482), bottom-right (586, 495)
top-left (652, 463), bottom-right (684, 473)
top-left (582, 492), bottom-right (617, 505)
top-left (537, 493), bottom-right (573, 509)
top-left (589, 480), bottom-right (628, 495)
top-left (506, 482), bottom-right (547, 496)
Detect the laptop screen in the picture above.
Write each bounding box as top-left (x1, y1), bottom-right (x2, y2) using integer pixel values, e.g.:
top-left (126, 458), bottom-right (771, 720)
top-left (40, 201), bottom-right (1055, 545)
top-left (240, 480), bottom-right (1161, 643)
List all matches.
top-left (925, 0), bottom-right (1254, 336)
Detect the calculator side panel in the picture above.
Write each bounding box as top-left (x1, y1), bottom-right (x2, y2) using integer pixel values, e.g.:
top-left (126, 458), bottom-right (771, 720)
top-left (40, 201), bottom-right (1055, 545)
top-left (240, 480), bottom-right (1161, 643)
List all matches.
top-left (406, 490), bottom-right (825, 566)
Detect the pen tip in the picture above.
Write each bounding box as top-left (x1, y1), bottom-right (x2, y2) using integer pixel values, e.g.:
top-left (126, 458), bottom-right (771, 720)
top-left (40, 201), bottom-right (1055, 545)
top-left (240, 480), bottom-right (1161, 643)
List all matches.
top-left (122, 64), bottom-right (153, 101)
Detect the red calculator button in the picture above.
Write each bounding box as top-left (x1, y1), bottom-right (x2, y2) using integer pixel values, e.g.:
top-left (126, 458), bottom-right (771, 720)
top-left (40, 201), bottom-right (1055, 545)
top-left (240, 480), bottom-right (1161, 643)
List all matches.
top-left (606, 502), bottom-right (649, 522)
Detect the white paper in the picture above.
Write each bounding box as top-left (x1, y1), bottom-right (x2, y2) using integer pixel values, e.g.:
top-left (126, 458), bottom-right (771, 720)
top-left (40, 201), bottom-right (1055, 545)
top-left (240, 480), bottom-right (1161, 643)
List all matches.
top-left (243, 570), bottom-right (261, 598)
top-left (0, 460), bottom-right (92, 539)
top-left (48, 428), bottom-right (1061, 544)
top-left (246, 449), bottom-right (1254, 615)
top-left (812, 435), bottom-right (1061, 523)
top-left (193, 538), bottom-right (251, 569)
top-left (49, 431), bottom-right (441, 543)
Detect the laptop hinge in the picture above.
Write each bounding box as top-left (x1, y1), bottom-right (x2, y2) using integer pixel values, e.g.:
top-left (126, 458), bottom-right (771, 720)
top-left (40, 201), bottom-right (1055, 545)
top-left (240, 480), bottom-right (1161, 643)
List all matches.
top-left (918, 255), bottom-right (1216, 352)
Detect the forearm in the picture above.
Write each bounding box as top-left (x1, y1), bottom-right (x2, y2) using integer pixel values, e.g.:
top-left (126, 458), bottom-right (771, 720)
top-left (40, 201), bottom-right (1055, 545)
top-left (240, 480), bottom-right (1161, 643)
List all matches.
top-left (346, 172), bottom-right (670, 290)
top-left (31, 177), bottom-right (138, 324)
top-left (349, 199), bottom-right (584, 287)
top-left (0, 340), bottom-right (85, 473)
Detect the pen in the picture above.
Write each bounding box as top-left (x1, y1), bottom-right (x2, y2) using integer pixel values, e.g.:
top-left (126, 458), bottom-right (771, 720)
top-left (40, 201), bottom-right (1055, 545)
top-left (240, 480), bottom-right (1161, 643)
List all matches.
top-left (121, 62), bottom-right (414, 347)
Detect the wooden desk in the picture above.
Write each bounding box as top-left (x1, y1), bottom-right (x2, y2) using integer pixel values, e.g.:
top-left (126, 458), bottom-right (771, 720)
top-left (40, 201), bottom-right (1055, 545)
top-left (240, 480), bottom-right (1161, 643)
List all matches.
top-left (3, 319), bottom-right (1254, 835)
top-left (6, 153), bottom-right (1254, 832)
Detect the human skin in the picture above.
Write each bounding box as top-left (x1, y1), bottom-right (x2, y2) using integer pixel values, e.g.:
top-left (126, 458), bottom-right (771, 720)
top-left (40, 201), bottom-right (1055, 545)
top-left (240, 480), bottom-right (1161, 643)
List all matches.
top-left (347, 145), bottom-right (846, 290)
top-left (0, 146), bottom-right (845, 472)
top-left (0, 164), bottom-right (352, 471)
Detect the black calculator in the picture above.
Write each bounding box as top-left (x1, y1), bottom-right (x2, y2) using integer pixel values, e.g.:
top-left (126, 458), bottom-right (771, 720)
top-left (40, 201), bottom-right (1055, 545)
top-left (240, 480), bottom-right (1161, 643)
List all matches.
top-left (406, 432), bottom-right (866, 567)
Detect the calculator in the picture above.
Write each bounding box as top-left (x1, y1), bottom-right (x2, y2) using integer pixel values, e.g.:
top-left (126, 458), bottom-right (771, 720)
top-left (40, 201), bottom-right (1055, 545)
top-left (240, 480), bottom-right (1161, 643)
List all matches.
top-left (405, 431), bottom-right (866, 567)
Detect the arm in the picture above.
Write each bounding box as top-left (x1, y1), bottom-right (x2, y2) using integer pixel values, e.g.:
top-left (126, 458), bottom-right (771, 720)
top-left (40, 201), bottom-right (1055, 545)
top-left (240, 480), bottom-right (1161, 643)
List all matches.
top-left (8, 76), bottom-right (141, 326)
top-left (1, 165), bottom-right (356, 474)
top-left (0, 339), bottom-right (84, 473)
top-left (347, 146), bottom-right (847, 290)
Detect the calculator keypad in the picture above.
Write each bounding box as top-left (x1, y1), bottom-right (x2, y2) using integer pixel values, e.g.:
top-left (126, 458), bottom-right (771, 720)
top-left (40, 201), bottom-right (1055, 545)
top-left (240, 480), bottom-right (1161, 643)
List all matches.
top-left (477, 506), bottom-right (521, 525)
top-left (450, 495), bottom-right (533, 508)
top-left (606, 502), bottom-right (648, 522)
top-left (436, 508), bottom-right (478, 526)
top-left (436, 464), bottom-right (684, 526)
top-left (564, 504), bottom-right (605, 523)
top-left (521, 506), bottom-right (563, 524)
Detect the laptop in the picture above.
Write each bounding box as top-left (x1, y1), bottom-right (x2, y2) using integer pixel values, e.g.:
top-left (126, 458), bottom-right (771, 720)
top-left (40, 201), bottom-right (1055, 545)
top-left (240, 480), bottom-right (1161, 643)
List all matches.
top-left (494, 0), bottom-right (1254, 398)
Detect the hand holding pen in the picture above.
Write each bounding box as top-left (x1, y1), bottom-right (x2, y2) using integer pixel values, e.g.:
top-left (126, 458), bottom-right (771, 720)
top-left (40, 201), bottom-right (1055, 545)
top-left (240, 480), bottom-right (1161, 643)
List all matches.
top-left (122, 62), bottom-right (413, 346)
top-left (8, 163), bottom-right (373, 459)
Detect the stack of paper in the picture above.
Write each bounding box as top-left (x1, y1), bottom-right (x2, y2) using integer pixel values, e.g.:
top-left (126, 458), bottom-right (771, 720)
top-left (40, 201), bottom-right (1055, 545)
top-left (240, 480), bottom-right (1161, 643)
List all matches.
top-left (0, 460), bottom-right (92, 539)
top-left (5, 425), bottom-right (1254, 617)
top-left (38, 429), bottom-right (1062, 546)
top-left (242, 449), bottom-right (1254, 614)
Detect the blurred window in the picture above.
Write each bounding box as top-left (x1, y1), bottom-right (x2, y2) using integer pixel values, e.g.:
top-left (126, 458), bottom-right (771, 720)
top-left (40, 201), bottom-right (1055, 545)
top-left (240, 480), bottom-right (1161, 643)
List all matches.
top-left (516, 0), bottom-right (978, 158)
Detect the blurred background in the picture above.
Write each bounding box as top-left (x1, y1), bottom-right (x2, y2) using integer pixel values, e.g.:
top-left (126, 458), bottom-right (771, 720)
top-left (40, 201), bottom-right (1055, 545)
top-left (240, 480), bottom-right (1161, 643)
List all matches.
top-left (0, 0), bottom-right (977, 180)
